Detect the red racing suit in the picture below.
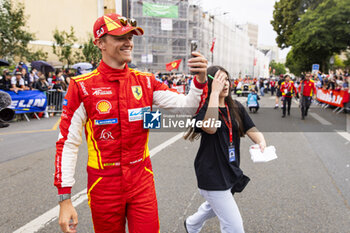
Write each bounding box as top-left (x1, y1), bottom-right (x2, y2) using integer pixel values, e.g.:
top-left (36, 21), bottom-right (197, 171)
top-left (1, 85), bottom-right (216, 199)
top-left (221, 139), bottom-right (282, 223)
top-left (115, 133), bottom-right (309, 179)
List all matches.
top-left (280, 80), bottom-right (297, 97)
top-left (54, 60), bottom-right (206, 233)
top-left (298, 79), bottom-right (317, 97)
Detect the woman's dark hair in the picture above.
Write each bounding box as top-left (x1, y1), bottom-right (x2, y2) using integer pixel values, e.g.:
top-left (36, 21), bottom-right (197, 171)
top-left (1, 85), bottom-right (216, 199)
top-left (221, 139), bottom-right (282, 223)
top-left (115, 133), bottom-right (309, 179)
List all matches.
top-left (184, 65), bottom-right (245, 141)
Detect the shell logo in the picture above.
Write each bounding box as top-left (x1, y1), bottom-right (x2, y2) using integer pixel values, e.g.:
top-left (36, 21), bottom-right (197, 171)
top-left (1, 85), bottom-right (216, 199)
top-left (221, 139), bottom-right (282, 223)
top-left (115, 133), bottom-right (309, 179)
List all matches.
top-left (96, 100), bottom-right (112, 114)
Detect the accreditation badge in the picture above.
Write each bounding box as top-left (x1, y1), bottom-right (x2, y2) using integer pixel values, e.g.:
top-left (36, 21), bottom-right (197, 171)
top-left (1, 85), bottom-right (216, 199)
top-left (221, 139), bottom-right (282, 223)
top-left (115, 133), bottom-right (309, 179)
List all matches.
top-left (228, 145), bottom-right (236, 162)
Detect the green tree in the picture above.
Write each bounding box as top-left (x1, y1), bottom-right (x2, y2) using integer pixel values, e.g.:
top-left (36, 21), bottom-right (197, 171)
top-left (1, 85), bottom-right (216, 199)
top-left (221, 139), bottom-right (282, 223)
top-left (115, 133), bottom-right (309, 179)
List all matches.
top-left (271, 0), bottom-right (322, 48)
top-left (0, 0), bottom-right (47, 62)
top-left (80, 36), bottom-right (101, 64)
top-left (333, 55), bottom-right (345, 69)
top-left (270, 60), bottom-right (287, 75)
top-left (52, 27), bottom-right (80, 68)
top-left (344, 51), bottom-right (350, 69)
top-left (289, 0), bottom-right (350, 71)
top-left (285, 48), bottom-right (312, 75)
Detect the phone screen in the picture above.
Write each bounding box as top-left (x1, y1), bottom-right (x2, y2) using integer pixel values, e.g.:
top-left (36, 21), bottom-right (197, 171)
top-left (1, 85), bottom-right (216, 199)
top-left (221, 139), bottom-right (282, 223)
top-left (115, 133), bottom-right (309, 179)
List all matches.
top-left (190, 40), bottom-right (198, 74)
top-left (190, 40), bottom-right (198, 58)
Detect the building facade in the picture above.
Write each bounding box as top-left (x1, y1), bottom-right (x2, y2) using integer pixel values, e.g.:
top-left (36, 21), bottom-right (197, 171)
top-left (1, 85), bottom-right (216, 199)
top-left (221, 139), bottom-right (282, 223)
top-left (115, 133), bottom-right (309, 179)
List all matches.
top-left (14, 0), bottom-right (269, 77)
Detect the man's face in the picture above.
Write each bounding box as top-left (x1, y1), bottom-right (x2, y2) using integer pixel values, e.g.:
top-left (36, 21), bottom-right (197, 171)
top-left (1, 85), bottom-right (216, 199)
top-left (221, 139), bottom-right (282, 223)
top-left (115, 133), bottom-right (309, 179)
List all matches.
top-left (16, 74), bottom-right (21, 80)
top-left (305, 74), bottom-right (311, 80)
top-left (97, 33), bottom-right (134, 66)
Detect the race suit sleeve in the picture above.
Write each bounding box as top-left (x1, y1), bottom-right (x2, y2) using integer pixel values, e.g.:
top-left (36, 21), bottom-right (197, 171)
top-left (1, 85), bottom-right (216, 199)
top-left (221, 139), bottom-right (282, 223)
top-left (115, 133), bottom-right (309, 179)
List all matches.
top-left (54, 80), bottom-right (87, 194)
top-left (152, 75), bottom-right (207, 115)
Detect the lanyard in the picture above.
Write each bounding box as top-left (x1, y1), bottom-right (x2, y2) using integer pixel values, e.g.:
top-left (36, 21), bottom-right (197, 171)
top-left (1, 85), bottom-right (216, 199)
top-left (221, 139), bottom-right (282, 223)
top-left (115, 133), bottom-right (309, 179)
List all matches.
top-left (285, 81), bottom-right (291, 90)
top-left (218, 104), bottom-right (233, 146)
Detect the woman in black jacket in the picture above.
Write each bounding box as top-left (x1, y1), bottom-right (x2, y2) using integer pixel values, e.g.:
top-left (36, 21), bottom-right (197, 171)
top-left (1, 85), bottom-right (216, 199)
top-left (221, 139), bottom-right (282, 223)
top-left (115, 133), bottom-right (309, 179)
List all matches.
top-left (184, 66), bottom-right (266, 233)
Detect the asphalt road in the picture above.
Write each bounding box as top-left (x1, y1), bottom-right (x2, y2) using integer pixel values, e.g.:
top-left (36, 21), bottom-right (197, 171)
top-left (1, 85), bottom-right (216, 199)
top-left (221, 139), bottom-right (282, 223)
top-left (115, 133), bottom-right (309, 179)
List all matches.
top-left (0, 95), bottom-right (349, 233)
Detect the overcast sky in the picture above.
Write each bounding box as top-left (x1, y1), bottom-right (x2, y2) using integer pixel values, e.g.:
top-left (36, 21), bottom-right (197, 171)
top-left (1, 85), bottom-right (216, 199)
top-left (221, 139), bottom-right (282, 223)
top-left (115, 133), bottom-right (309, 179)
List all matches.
top-left (199, 0), bottom-right (290, 59)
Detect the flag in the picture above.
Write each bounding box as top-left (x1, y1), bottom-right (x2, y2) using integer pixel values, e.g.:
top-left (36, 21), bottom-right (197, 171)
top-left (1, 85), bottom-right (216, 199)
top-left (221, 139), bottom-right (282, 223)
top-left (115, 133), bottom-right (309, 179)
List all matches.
top-left (166, 59), bottom-right (182, 71)
top-left (210, 38), bottom-right (216, 53)
top-left (253, 58), bottom-right (257, 66)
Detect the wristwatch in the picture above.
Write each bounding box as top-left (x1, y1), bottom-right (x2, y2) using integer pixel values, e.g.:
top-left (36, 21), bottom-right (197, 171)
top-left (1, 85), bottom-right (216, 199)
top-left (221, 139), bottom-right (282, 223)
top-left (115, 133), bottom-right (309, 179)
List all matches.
top-left (57, 193), bottom-right (71, 203)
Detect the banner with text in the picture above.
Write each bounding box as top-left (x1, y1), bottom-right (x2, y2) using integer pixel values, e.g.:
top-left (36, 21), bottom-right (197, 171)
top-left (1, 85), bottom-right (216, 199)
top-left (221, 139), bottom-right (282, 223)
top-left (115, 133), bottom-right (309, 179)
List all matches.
top-left (143, 2), bottom-right (178, 18)
top-left (6, 90), bottom-right (47, 114)
top-left (316, 89), bottom-right (349, 108)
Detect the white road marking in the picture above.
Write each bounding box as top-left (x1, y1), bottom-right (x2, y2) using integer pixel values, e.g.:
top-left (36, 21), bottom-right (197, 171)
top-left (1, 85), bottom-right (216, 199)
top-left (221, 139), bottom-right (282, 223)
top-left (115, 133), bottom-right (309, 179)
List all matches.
top-left (309, 112), bottom-right (332, 125)
top-left (13, 133), bottom-right (183, 233)
top-left (336, 131), bottom-right (350, 142)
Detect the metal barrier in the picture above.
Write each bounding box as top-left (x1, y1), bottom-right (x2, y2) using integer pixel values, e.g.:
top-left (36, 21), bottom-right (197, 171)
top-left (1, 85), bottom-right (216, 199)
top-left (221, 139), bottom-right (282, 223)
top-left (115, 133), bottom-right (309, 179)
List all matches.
top-left (46, 90), bottom-right (66, 113)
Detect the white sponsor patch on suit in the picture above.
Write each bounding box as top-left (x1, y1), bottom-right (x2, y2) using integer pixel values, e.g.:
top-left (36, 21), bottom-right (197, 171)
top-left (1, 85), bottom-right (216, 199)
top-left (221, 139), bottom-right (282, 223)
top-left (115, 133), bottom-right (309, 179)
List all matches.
top-left (99, 129), bottom-right (115, 140)
top-left (92, 87), bottom-right (112, 96)
top-left (128, 106), bottom-right (151, 122)
top-left (79, 82), bottom-right (89, 95)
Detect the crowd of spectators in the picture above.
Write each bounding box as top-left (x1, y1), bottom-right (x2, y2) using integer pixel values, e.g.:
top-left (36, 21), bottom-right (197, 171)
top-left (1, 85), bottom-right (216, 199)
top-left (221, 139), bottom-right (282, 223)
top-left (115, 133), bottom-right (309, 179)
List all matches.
top-left (0, 62), bottom-right (76, 93)
top-left (231, 69), bottom-right (349, 97)
top-left (154, 72), bottom-right (193, 94)
top-left (1, 62), bottom-right (349, 116)
top-left (312, 70), bottom-right (349, 91)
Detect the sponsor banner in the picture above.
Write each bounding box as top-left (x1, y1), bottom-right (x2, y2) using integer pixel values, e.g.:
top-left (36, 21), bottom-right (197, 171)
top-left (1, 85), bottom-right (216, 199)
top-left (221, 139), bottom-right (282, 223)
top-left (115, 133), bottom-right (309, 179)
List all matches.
top-left (6, 90), bottom-right (47, 114)
top-left (142, 2), bottom-right (178, 18)
top-left (316, 89), bottom-right (349, 108)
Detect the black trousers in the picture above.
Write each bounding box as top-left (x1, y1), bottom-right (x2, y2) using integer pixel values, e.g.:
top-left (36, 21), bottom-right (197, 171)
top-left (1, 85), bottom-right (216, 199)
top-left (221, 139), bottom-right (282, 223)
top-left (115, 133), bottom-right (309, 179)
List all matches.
top-left (301, 96), bottom-right (312, 118)
top-left (282, 97), bottom-right (292, 116)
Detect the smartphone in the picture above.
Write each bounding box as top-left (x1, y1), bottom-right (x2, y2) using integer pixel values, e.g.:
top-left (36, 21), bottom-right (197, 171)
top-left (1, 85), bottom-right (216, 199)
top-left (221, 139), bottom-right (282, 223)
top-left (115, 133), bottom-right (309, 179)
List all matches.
top-left (190, 40), bottom-right (198, 57)
top-left (190, 40), bottom-right (198, 75)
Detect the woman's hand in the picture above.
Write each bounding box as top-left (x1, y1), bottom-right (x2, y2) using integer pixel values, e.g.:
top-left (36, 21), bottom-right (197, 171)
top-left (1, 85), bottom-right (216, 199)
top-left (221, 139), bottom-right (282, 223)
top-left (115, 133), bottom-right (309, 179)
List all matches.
top-left (246, 127), bottom-right (266, 153)
top-left (258, 140), bottom-right (266, 153)
top-left (211, 70), bottom-right (226, 94)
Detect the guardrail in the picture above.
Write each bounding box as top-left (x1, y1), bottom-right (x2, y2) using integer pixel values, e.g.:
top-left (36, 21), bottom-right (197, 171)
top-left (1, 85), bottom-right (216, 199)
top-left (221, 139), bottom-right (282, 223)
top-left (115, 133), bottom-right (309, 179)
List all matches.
top-left (46, 90), bottom-right (66, 113)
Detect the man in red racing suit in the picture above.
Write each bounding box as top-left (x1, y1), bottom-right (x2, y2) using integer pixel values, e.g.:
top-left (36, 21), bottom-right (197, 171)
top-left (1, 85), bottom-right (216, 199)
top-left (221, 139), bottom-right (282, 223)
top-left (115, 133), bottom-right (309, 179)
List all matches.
top-left (55, 13), bottom-right (208, 233)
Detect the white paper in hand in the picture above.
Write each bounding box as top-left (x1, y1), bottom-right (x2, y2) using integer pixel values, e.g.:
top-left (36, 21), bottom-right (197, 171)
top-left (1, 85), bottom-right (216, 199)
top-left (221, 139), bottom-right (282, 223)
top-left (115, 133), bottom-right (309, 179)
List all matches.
top-left (249, 144), bottom-right (277, 163)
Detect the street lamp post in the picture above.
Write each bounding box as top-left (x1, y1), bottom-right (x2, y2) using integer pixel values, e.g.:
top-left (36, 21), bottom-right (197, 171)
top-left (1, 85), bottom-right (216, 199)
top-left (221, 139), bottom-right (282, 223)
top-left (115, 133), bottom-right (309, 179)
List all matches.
top-left (185, 2), bottom-right (190, 74)
top-left (207, 12), bottom-right (229, 65)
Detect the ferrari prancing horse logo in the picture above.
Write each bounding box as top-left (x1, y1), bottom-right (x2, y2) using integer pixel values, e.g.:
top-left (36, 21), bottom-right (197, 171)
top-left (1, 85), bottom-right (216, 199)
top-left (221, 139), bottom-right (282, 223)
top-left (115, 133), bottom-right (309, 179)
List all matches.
top-left (132, 86), bottom-right (142, 100)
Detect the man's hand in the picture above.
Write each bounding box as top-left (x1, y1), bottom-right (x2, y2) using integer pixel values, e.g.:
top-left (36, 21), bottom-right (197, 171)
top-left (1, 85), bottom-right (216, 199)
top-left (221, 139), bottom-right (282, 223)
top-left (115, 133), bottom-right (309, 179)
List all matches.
top-left (59, 199), bottom-right (78, 233)
top-left (188, 51), bottom-right (208, 84)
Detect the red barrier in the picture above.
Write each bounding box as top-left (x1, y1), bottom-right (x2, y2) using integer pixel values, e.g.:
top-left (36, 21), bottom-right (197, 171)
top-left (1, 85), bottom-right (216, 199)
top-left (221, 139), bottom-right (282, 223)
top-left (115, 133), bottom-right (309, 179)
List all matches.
top-left (316, 89), bottom-right (349, 108)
